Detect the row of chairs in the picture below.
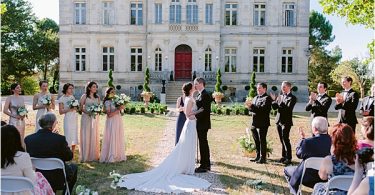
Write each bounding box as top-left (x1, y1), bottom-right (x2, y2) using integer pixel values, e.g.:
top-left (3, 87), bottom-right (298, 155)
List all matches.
top-left (297, 157), bottom-right (354, 195)
top-left (1, 158), bottom-right (70, 195)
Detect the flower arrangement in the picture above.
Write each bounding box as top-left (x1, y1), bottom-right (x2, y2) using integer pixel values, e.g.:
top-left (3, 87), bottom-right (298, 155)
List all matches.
top-left (238, 128), bottom-right (273, 156)
top-left (17, 106), bottom-right (28, 117)
top-left (212, 91), bottom-right (224, 98)
top-left (141, 91), bottom-right (154, 97)
top-left (41, 95), bottom-right (52, 106)
top-left (109, 170), bottom-right (123, 189)
top-left (113, 94), bottom-right (131, 107)
top-left (86, 104), bottom-right (104, 118)
top-left (75, 185), bottom-right (98, 195)
top-left (67, 99), bottom-right (80, 109)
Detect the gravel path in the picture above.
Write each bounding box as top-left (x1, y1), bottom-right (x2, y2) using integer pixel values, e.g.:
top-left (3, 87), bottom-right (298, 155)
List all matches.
top-left (129, 111), bottom-right (227, 195)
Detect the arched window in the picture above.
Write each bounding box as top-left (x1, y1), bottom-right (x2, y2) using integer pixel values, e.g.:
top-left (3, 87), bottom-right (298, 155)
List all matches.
top-left (204, 48), bottom-right (212, 71)
top-left (155, 48), bottom-right (162, 71)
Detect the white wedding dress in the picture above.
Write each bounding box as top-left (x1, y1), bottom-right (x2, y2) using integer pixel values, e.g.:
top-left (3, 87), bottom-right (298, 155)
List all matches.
top-left (117, 97), bottom-right (211, 193)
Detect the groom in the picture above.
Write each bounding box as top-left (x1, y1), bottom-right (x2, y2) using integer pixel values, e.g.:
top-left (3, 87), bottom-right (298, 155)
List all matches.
top-left (194, 77), bottom-right (212, 173)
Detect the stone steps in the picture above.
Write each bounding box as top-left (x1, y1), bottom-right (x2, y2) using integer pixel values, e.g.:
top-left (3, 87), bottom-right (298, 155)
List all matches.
top-left (165, 81), bottom-right (187, 104)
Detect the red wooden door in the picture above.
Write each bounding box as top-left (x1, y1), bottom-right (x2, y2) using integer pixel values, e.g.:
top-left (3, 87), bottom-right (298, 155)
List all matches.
top-left (175, 45), bottom-right (192, 80)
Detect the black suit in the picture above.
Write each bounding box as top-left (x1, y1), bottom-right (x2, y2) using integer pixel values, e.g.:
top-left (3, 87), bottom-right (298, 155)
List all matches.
top-left (272, 93), bottom-right (297, 160)
top-left (360, 96), bottom-right (374, 117)
top-left (305, 93), bottom-right (332, 119)
top-left (284, 134), bottom-right (332, 194)
top-left (335, 89), bottom-right (359, 131)
top-left (24, 129), bottom-right (77, 194)
top-left (248, 93), bottom-right (272, 160)
top-left (195, 89), bottom-right (212, 169)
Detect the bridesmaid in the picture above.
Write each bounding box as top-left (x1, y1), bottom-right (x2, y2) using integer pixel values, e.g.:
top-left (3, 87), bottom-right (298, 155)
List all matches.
top-left (58, 83), bottom-right (79, 155)
top-left (33, 80), bottom-right (55, 132)
top-left (79, 81), bottom-right (100, 162)
top-left (175, 87), bottom-right (186, 145)
top-left (100, 87), bottom-right (126, 163)
top-left (3, 83), bottom-right (26, 141)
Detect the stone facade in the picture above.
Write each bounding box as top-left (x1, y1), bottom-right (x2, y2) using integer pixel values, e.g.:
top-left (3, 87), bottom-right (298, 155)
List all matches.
top-left (59, 0), bottom-right (310, 101)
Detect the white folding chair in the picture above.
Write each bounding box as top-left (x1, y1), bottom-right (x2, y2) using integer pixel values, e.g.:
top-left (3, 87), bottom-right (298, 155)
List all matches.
top-left (1, 176), bottom-right (34, 194)
top-left (30, 157), bottom-right (70, 195)
top-left (325, 175), bottom-right (354, 194)
top-left (297, 157), bottom-right (324, 195)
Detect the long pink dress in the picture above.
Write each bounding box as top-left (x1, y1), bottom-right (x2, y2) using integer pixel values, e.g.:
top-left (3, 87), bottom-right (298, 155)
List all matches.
top-left (8, 96), bottom-right (26, 141)
top-left (79, 97), bottom-right (100, 162)
top-left (100, 100), bottom-right (126, 163)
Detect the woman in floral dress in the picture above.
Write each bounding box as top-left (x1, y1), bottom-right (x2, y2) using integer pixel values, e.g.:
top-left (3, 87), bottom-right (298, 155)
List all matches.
top-left (3, 83), bottom-right (26, 141)
top-left (79, 81), bottom-right (101, 162)
top-left (100, 87), bottom-right (126, 163)
top-left (33, 80), bottom-right (55, 132)
top-left (58, 83), bottom-right (79, 155)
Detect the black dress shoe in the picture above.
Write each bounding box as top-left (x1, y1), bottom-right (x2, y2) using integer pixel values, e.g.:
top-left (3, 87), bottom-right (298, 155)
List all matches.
top-left (250, 156), bottom-right (260, 162)
top-left (283, 159), bottom-right (292, 165)
top-left (256, 159), bottom-right (266, 164)
top-left (195, 167), bottom-right (208, 173)
top-left (207, 166), bottom-right (211, 171)
top-left (279, 157), bottom-right (286, 163)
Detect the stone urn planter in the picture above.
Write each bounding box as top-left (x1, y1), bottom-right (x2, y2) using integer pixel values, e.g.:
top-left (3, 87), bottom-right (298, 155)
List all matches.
top-left (141, 91), bottom-right (153, 108)
top-left (212, 92), bottom-right (224, 104)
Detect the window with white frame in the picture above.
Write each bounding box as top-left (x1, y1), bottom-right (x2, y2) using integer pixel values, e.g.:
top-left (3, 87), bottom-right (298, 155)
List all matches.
top-left (187, 0), bottom-right (198, 24)
top-left (253, 48), bottom-right (265, 72)
top-left (254, 4), bottom-right (266, 26)
top-left (131, 48), bottom-right (142, 71)
top-left (130, 3), bottom-right (143, 25)
top-left (169, 0), bottom-right (181, 24)
top-left (225, 3), bottom-right (237, 26)
top-left (281, 49), bottom-right (293, 73)
top-left (224, 48), bottom-right (236, 72)
top-left (75, 48), bottom-right (86, 71)
top-left (74, 3), bottom-right (86, 24)
top-left (102, 47), bottom-right (114, 71)
top-left (102, 2), bottom-right (114, 25)
top-left (155, 48), bottom-right (162, 71)
top-left (205, 4), bottom-right (213, 24)
top-left (155, 4), bottom-right (162, 24)
top-left (283, 3), bottom-right (296, 26)
top-left (205, 48), bottom-right (212, 71)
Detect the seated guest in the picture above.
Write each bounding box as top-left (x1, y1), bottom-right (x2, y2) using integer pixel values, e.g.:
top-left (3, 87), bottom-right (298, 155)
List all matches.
top-left (348, 154), bottom-right (374, 195)
top-left (284, 117), bottom-right (332, 194)
top-left (24, 113), bottom-right (77, 194)
top-left (358, 116), bottom-right (374, 149)
top-left (313, 124), bottom-right (356, 195)
top-left (1, 125), bottom-right (54, 195)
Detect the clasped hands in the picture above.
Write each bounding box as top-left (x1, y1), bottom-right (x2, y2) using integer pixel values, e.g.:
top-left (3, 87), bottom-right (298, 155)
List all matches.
top-left (335, 93), bottom-right (344, 104)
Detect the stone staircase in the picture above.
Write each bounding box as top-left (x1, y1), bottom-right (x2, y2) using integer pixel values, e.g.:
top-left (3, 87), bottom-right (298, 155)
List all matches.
top-left (165, 81), bottom-right (188, 104)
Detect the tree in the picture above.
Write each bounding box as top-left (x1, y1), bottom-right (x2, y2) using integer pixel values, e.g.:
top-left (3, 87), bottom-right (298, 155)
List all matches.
top-left (107, 69), bottom-right (115, 88)
top-left (32, 18), bottom-right (59, 80)
top-left (330, 58), bottom-right (372, 98)
top-left (143, 67), bottom-right (151, 92)
top-left (215, 68), bottom-right (222, 92)
top-left (1, 0), bottom-right (37, 89)
top-left (248, 72), bottom-right (256, 98)
top-left (309, 11), bottom-right (335, 49)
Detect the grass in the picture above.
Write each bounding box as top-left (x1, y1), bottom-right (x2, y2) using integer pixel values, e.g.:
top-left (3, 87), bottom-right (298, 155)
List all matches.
top-left (1, 110), bottom-right (362, 194)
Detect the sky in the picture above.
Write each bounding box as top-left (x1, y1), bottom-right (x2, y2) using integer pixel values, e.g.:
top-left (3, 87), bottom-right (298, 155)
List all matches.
top-left (28, 0), bottom-right (373, 60)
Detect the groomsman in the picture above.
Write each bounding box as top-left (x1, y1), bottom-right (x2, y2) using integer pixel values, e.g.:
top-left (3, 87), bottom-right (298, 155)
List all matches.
top-left (271, 81), bottom-right (297, 165)
top-left (305, 82), bottom-right (332, 120)
top-left (245, 83), bottom-right (272, 164)
top-left (335, 76), bottom-right (359, 132)
top-left (360, 83), bottom-right (375, 117)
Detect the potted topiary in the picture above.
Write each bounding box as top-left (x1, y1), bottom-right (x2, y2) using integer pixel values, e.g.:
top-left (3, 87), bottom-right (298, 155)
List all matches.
top-left (245, 72), bottom-right (257, 106)
top-left (212, 68), bottom-right (224, 104)
top-left (141, 67), bottom-right (154, 107)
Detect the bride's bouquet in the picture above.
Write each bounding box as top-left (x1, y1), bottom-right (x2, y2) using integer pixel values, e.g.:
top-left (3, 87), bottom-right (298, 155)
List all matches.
top-left (17, 106), bottom-right (28, 118)
top-left (41, 95), bottom-right (52, 106)
top-left (86, 103), bottom-right (104, 118)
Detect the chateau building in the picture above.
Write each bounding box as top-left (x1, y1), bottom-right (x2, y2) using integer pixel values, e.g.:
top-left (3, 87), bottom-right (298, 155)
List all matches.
top-left (59, 0), bottom-right (310, 102)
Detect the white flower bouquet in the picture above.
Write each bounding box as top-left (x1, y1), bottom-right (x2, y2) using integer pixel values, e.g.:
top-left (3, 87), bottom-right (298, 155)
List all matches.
top-left (113, 94), bottom-right (131, 107)
top-left (86, 103), bottom-right (103, 118)
top-left (67, 99), bottom-right (80, 109)
top-left (109, 170), bottom-right (123, 189)
top-left (17, 106), bottom-right (28, 117)
top-left (75, 185), bottom-right (98, 195)
top-left (40, 95), bottom-right (52, 106)
top-left (212, 91), bottom-right (224, 98)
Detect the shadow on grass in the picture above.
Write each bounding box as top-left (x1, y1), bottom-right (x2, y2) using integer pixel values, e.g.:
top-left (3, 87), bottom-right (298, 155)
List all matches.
top-left (76, 154), bottom-right (150, 194)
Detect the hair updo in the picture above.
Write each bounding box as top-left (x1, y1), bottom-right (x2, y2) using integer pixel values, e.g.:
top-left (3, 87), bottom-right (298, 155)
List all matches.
top-left (182, 82), bottom-right (193, 96)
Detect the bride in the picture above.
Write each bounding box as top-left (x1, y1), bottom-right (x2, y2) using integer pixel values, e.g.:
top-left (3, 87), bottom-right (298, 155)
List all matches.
top-left (117, 82), bottom-right (211, 193)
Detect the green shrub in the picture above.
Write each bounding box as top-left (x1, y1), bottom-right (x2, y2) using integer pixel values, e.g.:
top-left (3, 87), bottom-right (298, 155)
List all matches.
top-left (225, 107), bottom-right (231, 115)
top-left (243, 108), bottom-right (249, 115)
top-left (20, 76), bottom-right (39, 95)
top-left (150, 107), bottom-right (155, 113)
top-left (235, 109), bottom-right (240, 115)
top-left (140, 107), bottom-right (145, 113)
top-left (327, 90), bottom-right (336, 97)
top-left (292, 86), bottom-right (298, 92)
top-left (217, 108), bottom-right (223, 115)
top-left (130, 107), bottom-right (136, 114)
